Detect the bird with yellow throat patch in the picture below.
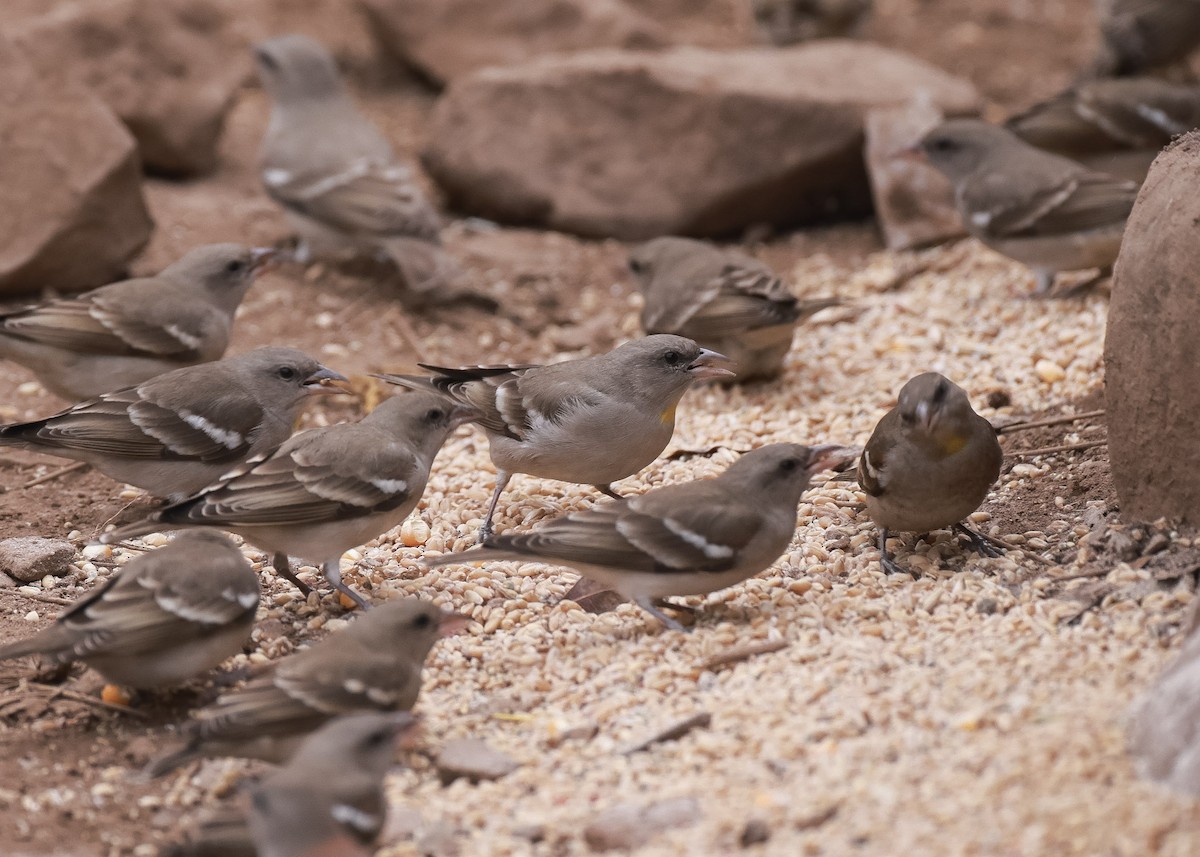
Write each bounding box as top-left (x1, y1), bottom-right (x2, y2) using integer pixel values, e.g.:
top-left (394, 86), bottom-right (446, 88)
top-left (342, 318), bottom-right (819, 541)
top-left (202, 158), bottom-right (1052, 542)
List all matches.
top-left (857, 372), bottom-right (1004, 576)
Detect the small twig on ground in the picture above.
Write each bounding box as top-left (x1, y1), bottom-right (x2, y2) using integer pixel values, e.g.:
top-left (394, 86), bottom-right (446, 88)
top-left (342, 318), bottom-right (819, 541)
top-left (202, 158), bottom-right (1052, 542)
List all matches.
top-left (995, 409), bottom-right (1105, 435)
top-left (700, 639), bottom-right (789, 671)
top-left (18, 461), bottom-right (88, 490)
top-left (1, 588), bottom-right (72, 607)
top-left (1010, 439), bottom-right (1107, 458)
top-left (43, 685), bottom-right (148, 719)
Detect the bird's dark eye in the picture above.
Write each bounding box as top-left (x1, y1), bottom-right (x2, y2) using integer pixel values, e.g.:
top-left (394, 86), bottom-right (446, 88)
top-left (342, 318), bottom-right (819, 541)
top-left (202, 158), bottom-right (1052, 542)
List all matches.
top-left (412, 612), bottom-right (433, 630)
top-left (424, 408), bottom-right (445, 423)
top-left (225, 259), bottom-right (247, 275)
top-left (929, 137), bottom-right (956, 153)
top-left (932, 380), bottom-right (948, 402)
top-left (363, 728), bottom-right (391, 750)
top-left (276, 366), bottom-right (297, 381)
top-left (255, 48), bottom-right (279, 71)
top-left (663, 350), bottom-right (681, 365)
top-left (628, 258), bottom-right (644, 274)
top-left (901, 412), bottom-right (915, 425)
top-left (779, 458), bottom-right (799, 473)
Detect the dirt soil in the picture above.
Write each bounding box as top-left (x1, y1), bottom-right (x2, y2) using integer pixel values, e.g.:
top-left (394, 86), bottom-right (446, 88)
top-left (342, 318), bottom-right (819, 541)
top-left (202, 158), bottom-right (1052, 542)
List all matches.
top-left (2, 2), bottom-right (1199, 857)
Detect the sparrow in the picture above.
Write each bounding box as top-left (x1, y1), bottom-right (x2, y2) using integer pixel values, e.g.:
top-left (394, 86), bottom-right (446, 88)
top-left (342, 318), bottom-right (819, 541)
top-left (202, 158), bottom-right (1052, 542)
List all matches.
top-left (0, 531), bottom-right (258, 689)
top-left (627, 236), bottom-right (840, 382)
top-left (147, 599), bottom-right (460, 774)
top-left (377, 335), bottom-right (734, 542)
top-left (857, 372), bottom-right (1004, 576)
top-left (751, 0), bottom-right (873, 45)
top-left (102, 391), bottom-right (479, 609)
top-left (917, 119), bottom-right (1139, 296)
top-left (254, 34), bottom-right (456, 301)
top-left (1128, 606), bottom-right (1200, 796)
top-left (0, 347), bottom-right (346, 500)
top-left (425, 443), bottom-right (846, 631)
top-left (164, 712), bottom-right (415, 857)
top-left (1006, 77), bottom-right (1200, 183)
top-left (1091, 0), bottom-right (1200, 77)
top-left (0, 244), bottom-right (273, 401)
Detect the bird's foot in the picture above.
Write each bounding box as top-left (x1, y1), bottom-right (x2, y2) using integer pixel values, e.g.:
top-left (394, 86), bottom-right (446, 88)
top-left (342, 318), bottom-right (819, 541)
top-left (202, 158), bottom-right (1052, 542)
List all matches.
top-left (595, 484), bottom-right (622, 500)
top-left (953, 523), bottom-right (1006, 559)
top-left (635, 597), bottom-right (690, 632)
top-left (272, 552), bottom-right (314, 597)
top-left (881, 554), bottom-right (917, 578)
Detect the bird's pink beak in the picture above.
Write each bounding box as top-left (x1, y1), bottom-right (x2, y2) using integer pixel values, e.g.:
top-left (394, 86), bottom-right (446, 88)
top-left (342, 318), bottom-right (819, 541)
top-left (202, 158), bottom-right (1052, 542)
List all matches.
top-left (437, 610), bottom-right (471, 637)
top-left (302, 365), bottom-right (350, 395)
top-left (447, 403), bottom-right (482, 430)
top-left (249, 246), bottom-right (279, 276)
top-left (687, 348), bottom-right (737, 380)
top-left (807, 444), bottom-right (857, 475)
top-left (895, 143), bottom-right (928, 163)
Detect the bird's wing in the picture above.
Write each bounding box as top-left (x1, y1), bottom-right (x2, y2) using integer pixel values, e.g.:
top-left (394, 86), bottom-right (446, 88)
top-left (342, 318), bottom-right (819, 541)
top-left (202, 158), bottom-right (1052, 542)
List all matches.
top-left (857, 410), bottom-right (901, 498)
top-left (966, 169), bottom-right (1137, 239)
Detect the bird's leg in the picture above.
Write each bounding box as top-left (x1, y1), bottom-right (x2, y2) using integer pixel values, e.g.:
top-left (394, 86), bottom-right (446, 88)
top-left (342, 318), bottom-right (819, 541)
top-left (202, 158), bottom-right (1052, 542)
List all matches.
top-left (654, 598), bottom-right (698, 615)
top-left (634, 597), bottom-right (689, 633)
top-left (322, 560), bottom-right (372, 610)
top-left (1031, 269), bottom-right (1056, 297)
top-left (878, 528), bottom-right (914, 577)
top-left (479, 471), bottom-right (512, 543)
top-left (953, 523), bottom-right (1006, 559)
top-left (1056, 266), bottom-right (1112, 299)
top-left (594, 483), bottom-right (622, 500)
top-left (272, 552), bottom-right (313, 597)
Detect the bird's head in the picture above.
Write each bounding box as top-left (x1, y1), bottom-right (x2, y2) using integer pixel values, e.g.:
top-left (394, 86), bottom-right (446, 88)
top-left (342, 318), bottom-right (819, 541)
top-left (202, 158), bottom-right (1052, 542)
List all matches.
top-left (254, 34), bottom-right (344, 103)
top-left (895, 372), bottom-right (976, 456)
top-left (917, 119), bottom-right (1022, 183)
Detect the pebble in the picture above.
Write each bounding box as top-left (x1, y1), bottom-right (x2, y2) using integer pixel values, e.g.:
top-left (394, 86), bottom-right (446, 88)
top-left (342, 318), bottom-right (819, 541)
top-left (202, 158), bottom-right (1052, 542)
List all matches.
top-left (0, 537), bottom-right (74, 583)
top-left (435, 738), bottom-right (519, 784)
top-left (583, 797), bottom-right (701, 852)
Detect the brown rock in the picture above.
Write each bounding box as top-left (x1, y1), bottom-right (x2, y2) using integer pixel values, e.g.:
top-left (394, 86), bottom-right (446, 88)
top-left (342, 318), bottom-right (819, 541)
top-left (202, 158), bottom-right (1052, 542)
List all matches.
top-left (0, 33), bottom-right (152, 294)
top-left (864, 100), bottom-right (967, 251)
top-left (0, 537), bottom-right (75, 583)
top-left (423, 43), bottom-right (980, 240)
top-left (583, 797), bottom-right (700, 851)
top-left (13, 0), bottom-right (252, 176)
top-left (435, 738), bottom-right (519, 784)
top-left (1106, 131), bottom-right (1200, 523)
top-left (360, 0), bottom-right (668, 87)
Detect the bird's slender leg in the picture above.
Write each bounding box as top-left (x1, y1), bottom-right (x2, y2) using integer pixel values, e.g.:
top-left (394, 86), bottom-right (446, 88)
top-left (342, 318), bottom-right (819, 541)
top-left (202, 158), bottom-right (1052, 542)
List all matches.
top-left (953, 523), bottom-right (1006, 559)
top-left (322, 560), bottom-right (372, 610)
top-left (878, 528), bottom-right (914, 577)
top-left (594, 483), bottom-right (622, 500)
top-left (1030, 269), bottom-right (1056, 297)
top-left (479, 471), bottom-right (512, 543)
top-left (1056, 266), bottom-right (1112, 299)
top-left (634, 596), bottom-right (689, 633)
top-left (272, 551), bottom-right (313, 597)
top-left (654, 598), bottom-right (698, 615)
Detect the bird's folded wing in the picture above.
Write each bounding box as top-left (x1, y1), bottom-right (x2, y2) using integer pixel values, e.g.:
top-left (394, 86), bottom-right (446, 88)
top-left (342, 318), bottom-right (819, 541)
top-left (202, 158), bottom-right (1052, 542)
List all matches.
top-left (382, 366), bottom-right (539, 440)
top-left (969, 170), bottom-right (1137, 239)
top-left (618, 493), bottom-right (762, 572)
top-left (857, 415), bottom-right (898, 498)
top-left (192, 678), bottom-right (331, 743)
top-left (277, 644), bottom-right (416, 714)
top-left (0, 298), bottom-right (155, 355)
top-left (264, 161), bottom-right (442, 241)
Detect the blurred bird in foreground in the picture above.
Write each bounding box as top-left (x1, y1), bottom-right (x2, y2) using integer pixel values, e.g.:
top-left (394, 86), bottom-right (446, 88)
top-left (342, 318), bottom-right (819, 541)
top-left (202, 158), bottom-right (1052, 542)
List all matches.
top-left (858, 373), bottom-right (1004, 576)
top-left (378, 335), bottom-right (733, 542)
top-left (147, 599), bottom-right (461, 775)
top-left (102, 392), bottom-right (478, 609)
top-left (0, 347), bottom-right (345, 500)
top-left (165, 712), bottom-right (415, 857)
top-left (1007, 77), bottom-right (1200, 183)
top-left (255, 34), bottom-right (464, 306)
top-left (751, 0), bottom-right (872, 45)
top-left (426, 443), bottom-right (846, 631)
top-left (0, 531), bottom-right (257, 689)
top-left (628, 236), bottom-right (840, 383)
top-left (0, 244), bottom-right (273, 401)
top-left (917, 119), bottom-right (1139, 296)
top-left (1091, 0), bottom-right (1200, 78)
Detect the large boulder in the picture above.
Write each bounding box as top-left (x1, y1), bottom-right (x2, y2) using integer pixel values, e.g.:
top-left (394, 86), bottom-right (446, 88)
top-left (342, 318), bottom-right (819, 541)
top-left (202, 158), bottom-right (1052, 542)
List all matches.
top-left (422, 42), bottom-right (980, 240)
top-left (0, 33), bottom-right (152, 294)
top-left (12, 0), bottom-right (251, 177)
top-left (1106, 132), bottom-right (1200, 523)
top-left (359, 0), bottom-right (668, 87)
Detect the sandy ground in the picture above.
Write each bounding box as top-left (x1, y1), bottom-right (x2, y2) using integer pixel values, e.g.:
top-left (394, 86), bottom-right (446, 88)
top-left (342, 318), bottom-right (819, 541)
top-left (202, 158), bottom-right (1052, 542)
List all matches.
top-left (0, 1), bottom-right (1198, 856)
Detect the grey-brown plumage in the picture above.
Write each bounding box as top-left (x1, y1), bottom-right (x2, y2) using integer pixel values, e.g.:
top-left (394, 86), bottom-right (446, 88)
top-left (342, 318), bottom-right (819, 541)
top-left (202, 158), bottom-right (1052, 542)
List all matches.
top-left (1007, 77), bottom-right (1200, 183)
top-left (628, 237), bottom-right (839, 382)
top-left (427, 443), bottom-right (845, 631)
top-left (165, 712), bottom-right (413, 857)
top-left (0, 244), bottom-right (273, 400)
top-left (147, 599), bottom-right (458, 774)
top-left (857, 373), bottom-right (1004, 576)
top-left (1091, 0), bottom-right (1200, 77)
top-left (0, 531), bottom-right (258, 689)
top-left (0, 347), bottom-right (345, 500)
top-left (102, 392), bottom-right (479, 609)
top-left (255, 34), bottom-right (453, 299)
top-left (378, 335), bottom-right (733, 542)
top-left (918, 119), bottom-right (1139, 295)
top-left (751, 0), bottom-right (872, 45)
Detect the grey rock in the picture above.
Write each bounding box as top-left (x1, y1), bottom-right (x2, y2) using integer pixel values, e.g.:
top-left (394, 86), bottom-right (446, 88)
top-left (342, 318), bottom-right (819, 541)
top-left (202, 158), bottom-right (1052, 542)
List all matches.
top-left (0, 537), bottom-right (76, 583)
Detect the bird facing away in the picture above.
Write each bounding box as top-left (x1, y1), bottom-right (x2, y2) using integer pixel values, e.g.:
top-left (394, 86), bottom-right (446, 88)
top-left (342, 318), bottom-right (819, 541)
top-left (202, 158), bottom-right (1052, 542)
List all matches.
top-left (378, 335), bottom-right (734, 543)
top-left (0, 244), bottom-right (274, 401)
top-left (0, 347), bottom-right (346, 500)
top-left (917, 119), bottom-right (1139, 296)
top-left (146, 599), bottom-right (460, 774)
top-left (426, 443), bottom-right (845, 631)
top-left (628, 236), bottom-right (840, 383)
top-left (1006, 77), bottom-right (1200, 184)
top-left (857, 372), bottom-right (1004, 576)
top-left (102, 391), bottom-right (479, 610)
top-left (1091, 0), bottom-right (1200, 77)
top-left (0, 531), bottom-right (258, 689)
top-left (165, 712), bottom-right (416, 857)
top-left (254, 34), bottom-right (455, 300)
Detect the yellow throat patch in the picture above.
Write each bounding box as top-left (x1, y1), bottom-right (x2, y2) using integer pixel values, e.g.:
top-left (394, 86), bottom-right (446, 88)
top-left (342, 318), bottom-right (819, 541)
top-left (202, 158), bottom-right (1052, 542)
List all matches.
top-left (660, 402), bottom-right (678, 425)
